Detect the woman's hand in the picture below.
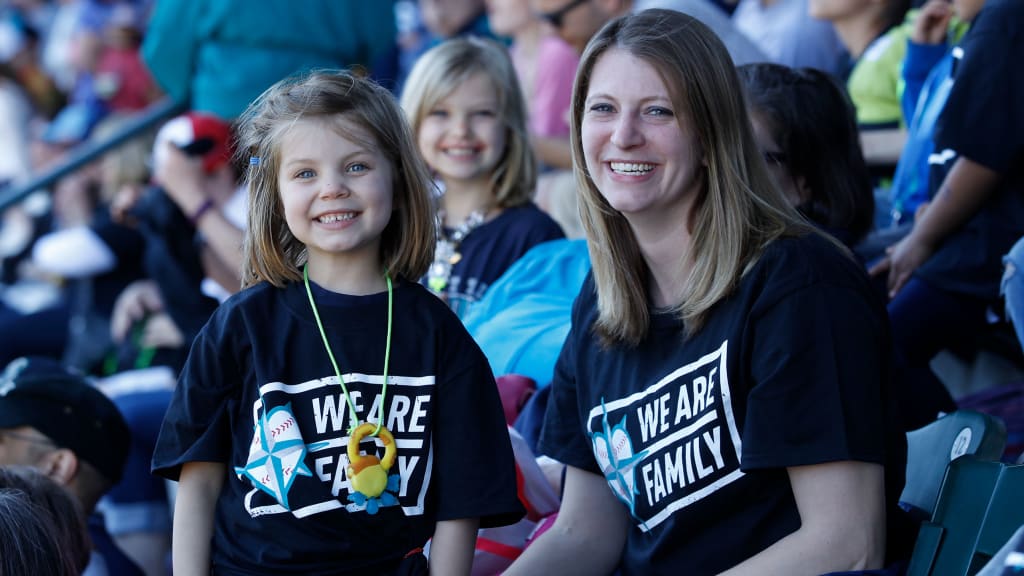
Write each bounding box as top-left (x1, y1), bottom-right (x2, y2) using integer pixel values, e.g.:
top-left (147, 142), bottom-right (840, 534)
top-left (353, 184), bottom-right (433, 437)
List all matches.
top-left (139, 312), bottom-right (185, 349)
top-left (154, 143), bottom-right (209, 218)
top-left (869, 231), bottom-right (937, 299)
top-left (111, 280), bottom-right (165, 343)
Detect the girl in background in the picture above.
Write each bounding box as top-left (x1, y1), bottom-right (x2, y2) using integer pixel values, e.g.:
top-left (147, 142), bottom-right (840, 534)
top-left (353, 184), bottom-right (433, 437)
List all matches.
top-left (153, 70), bottom-right (522, 576)
top-left (738, 63), bottom-right (875, 249)
top-left (401, 37), bottom-right (563, 318)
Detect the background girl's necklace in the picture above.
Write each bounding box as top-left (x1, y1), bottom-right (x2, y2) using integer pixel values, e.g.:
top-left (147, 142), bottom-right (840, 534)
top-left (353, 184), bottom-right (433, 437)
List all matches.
top-left (427, 208), bottom-right (488, 295)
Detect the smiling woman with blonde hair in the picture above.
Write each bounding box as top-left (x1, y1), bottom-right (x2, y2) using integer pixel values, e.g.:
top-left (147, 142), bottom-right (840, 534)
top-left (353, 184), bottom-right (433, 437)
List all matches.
top-left (505, 8), bottom-right (914, 576)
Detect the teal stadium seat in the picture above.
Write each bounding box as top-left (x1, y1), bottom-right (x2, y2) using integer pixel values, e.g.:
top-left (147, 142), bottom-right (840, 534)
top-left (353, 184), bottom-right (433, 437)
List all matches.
top-left (902, 410), bottom-right (1007, 519)
top-left (906, 458), bottom-right (1024, 576)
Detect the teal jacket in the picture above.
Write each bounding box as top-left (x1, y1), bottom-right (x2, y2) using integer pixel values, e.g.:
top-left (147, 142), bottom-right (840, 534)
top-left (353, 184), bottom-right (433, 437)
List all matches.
top-left (142, 0), bottom-right (397, 120)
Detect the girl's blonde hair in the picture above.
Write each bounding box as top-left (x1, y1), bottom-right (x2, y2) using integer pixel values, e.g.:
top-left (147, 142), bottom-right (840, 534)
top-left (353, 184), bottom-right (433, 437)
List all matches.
top-left (400, 37), bottom-right (536, 208)
top-left (572, 10), bottom-right (814, 346)
top-left (235, 70), bottom-right (436, 288)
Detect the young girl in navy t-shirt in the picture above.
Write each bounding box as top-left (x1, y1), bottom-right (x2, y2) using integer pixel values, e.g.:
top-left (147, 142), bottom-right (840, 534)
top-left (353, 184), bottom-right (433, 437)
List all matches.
top-left (152, 70), bottom-right (523, 576)
top-left (400, 37), bottom-right (563, 319)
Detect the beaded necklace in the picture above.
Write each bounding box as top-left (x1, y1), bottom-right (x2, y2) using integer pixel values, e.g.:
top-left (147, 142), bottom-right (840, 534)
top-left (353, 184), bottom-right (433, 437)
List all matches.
top-left (426, 208), bottom-right (488, 296)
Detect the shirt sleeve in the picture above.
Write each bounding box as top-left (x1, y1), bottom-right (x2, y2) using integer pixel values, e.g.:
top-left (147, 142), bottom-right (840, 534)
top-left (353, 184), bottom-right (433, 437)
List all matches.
top-left (934, 8), bottom-right (1024, 173)
top-left (430, 321), bottom-right (525, 528)
top-left (741, 282), bottom-right (890, 470)
top-left (901, 40), bottom-right (948, 124)
top-left (151, 312), bottom-right (240, 480)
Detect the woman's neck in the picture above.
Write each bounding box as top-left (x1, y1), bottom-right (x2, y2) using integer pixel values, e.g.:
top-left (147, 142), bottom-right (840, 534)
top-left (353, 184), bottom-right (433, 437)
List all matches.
top-left (440, 180), bottom-right (498, 226)
top-left (513, 22), bottom-right (543, 55)
top-left (833, 14), bottom-right (885, 59)
top-left (631, 216), bottom-right (694, 309)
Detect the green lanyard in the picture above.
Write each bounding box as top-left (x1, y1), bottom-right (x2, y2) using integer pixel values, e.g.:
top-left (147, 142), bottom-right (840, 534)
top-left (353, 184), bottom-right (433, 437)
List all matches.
top-left (303, 263), bottom-right (393, 437)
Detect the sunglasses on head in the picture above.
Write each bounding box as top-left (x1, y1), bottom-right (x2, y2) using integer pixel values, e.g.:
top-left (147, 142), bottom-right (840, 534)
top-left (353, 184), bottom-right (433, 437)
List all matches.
top-left (538, 0), bottom-right (589, 29)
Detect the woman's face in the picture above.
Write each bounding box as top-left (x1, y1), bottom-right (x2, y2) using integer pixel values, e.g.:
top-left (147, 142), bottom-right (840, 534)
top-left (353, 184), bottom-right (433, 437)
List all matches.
top-left (485, 0), bottom-right (534, 37)
top-left (580, 49), bottom-right (704, 226)
top-left (807, 0), bottom-right (868, 22)
top-left (420, 0), bottom-right (484, 37)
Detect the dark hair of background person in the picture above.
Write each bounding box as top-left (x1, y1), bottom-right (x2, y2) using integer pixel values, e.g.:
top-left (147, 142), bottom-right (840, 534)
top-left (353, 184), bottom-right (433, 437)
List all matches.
top-left (0, 465), bottom-right (91, 574)
top-left (0, 489), bottom-right (77, 575)
top-left (738, 63), bottom-right (875, 246)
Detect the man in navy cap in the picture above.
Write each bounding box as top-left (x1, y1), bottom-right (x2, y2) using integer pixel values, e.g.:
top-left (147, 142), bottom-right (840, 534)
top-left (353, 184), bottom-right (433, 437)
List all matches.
top-left (0, 356), bottom-right (143, 576)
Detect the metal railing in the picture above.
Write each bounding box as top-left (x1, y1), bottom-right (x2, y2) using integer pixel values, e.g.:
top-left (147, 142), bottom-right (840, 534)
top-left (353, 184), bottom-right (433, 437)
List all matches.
top-left (0, 98), bottom-right (186, 211)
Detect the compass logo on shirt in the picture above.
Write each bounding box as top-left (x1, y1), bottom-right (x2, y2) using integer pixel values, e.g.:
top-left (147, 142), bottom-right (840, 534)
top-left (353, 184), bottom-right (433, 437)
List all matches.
top-left (235, 402), bottom-right (313, 510)
top-left (591, 399), bottom-right (649, 522)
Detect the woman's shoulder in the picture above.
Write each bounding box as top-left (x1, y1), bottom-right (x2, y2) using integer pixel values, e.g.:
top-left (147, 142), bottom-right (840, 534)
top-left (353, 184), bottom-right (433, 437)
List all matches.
top-left (728, 232), bottom-right (885, 329)
top-left (751, 231), bottom-right (873, 295)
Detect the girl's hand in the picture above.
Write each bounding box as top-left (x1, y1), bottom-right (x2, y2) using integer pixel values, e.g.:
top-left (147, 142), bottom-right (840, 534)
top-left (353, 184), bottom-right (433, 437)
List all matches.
top-left (911, 0), bottom-right (953, 45)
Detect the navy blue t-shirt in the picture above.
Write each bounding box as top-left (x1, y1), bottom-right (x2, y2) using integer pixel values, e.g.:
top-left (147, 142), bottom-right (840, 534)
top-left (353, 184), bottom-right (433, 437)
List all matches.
top-left (540, 232), bottom-right (911, 574)
top-left (152, 280), bottom-right (523, 575)
top-left (918, 0), bottom-right (1024, 300)
top-left (438, 202), bottom-right (563, 318)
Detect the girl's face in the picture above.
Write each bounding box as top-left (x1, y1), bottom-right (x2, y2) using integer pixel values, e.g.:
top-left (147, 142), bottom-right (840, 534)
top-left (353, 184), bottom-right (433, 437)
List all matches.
top-left (581, 49), bottom-right (705, 226)
top-left (416, 71), bottom-right (507, 189)
top-left (277, 117), bottom-right (394, 272)
top-left (748, 110), bottom-right (809, 207)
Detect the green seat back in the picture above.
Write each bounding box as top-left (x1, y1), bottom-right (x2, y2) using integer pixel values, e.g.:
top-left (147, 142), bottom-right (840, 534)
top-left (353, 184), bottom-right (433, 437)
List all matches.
top-left (902, 410), bottom-right (1007, 519)
top-left (906, 458), bottom-right (1024, 576)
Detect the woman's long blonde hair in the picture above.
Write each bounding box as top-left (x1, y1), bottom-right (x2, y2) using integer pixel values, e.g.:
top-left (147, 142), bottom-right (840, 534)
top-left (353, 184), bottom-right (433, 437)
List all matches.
top-left (572, 10), bottom-right (812, 346)
top-left (235, 69), bottom-right (436, 288)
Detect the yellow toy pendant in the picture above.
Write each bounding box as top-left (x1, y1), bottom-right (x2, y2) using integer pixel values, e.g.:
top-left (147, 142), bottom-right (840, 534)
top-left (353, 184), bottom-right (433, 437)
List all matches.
top-left (347, 422), bottom-right (397, 499)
